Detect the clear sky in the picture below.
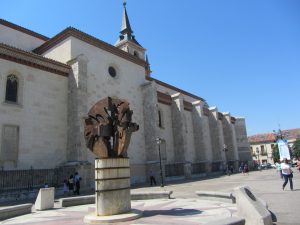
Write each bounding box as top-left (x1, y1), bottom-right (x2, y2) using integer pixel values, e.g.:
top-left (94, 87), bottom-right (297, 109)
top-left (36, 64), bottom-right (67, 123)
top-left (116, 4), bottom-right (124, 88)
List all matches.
top-left (2, 0), bottom-right (300, 136)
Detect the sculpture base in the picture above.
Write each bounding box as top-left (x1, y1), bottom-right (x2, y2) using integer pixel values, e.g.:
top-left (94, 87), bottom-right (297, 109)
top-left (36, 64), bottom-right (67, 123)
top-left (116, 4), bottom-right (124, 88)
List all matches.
top-left (95, 158), bottom-right (131, 215)
top-left (84, 209), bottom-right (142, 224)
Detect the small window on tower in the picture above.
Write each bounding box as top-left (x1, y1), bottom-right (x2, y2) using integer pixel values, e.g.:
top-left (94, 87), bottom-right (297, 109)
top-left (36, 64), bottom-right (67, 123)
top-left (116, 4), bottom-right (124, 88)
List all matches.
top-left (108, 66), bottom-right (117, 78)
top-left (133, 51), bottom-right (139, 58)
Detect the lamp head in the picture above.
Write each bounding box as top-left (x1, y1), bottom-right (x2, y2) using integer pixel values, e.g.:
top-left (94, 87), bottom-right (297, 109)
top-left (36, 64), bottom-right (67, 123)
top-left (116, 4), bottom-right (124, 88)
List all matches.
top-left (156, 137), bottom-right (161, 145)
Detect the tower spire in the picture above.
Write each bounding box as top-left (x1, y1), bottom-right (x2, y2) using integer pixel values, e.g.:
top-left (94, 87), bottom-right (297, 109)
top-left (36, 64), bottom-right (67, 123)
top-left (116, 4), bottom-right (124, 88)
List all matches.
top-left (121, 0), bottom-right (133, 38)
top-left (145, 54), bottom-right (152, 76)
top-left (115, 1), bottom-right (146, 60)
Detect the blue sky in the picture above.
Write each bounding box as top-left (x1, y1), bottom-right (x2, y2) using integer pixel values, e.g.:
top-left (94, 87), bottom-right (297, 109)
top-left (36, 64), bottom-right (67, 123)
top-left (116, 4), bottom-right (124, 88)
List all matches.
top-left (2, 0), bottom-right (300, 135)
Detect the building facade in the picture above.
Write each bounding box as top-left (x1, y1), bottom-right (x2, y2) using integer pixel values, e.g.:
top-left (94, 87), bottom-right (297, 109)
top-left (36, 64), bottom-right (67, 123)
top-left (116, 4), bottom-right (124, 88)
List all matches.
top-left (0, 3), bottom-right (252, 186)
top-left (248, 128), bottom-right (300, 164)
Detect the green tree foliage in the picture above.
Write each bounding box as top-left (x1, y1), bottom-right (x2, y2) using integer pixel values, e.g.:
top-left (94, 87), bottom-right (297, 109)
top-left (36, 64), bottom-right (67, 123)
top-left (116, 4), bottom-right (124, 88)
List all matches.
top-left (272, 144), bottom-right (280, 163)
top-left (292, 138), bottom-right (300, 159)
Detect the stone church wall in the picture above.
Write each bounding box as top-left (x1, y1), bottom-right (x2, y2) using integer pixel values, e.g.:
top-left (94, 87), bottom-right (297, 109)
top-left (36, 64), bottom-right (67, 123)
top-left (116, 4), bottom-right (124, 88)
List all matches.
top-left (208, 109), bottom-right (222, 161)
top-left (42, 37), bottom-right (72, 64)
top-left (157, 103), bottom-right (175, 164)
top-left (0, 60), bottom-right (68, 169)
top-left (0, 24), bottom-right (46, 51)
top-left (43, 37), bottom-right (148, 182)
top-left (235, 118), bottom-right (252, 162)
top-left (192, 101), bottom-right (212, 164)
top-left (222, 116), bottom-right (235, 161)
top-left (184, 110), bottom-right (196, 163)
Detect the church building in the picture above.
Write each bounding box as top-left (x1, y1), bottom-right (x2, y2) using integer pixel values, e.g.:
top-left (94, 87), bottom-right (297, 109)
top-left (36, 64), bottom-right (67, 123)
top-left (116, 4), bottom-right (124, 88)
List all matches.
top-left (0, 3), bottom-right (252, 186)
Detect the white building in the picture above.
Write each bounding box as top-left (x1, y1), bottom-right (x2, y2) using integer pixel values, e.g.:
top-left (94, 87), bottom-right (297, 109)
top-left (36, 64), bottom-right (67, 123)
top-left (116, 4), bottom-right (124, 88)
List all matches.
top-left (248, 128), bottom-right (300, 165)
top-left (0, 3), bottom-right (252, 186)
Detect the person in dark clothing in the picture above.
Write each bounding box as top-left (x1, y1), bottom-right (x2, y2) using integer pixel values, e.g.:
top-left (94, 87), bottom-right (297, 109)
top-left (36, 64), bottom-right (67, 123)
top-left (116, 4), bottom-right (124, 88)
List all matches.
top-left (149, 170), bottom-right (156, 186)
top-left (74, 172), bottom-right (81, 195)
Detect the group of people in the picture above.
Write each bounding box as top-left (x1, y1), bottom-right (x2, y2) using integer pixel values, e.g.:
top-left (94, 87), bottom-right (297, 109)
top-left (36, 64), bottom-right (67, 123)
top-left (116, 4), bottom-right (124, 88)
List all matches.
top-left (63, 172), bottom-right (82, 195)
top-left (239, 163), bottom-right (249, 175)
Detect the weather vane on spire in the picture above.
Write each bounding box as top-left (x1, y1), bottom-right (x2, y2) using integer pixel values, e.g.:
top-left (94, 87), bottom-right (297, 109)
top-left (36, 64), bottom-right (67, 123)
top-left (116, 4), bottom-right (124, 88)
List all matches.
top-left (123, 0), bottom-right (126, 7)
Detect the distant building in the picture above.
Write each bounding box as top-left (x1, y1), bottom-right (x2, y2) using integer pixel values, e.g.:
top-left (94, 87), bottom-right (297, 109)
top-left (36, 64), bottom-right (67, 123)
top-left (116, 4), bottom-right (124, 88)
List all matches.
top-left (248, 128), bottom-right (300, 164)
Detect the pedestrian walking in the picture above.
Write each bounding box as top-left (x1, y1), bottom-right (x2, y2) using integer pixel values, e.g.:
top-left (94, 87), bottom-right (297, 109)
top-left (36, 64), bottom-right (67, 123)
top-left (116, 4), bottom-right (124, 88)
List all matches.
top-left (149, 170), bottom-right (157, 186)
top-left (243, 164), bottom-right (249, 175)
top-left (68, 175), bottom-right (75, 195)
top-left (229, 165), bottom-right (234, 174)
top-left (226, 164), bottom-right (230, 176)
top-left (63, 179), bottom-right (69, 195)
top-left (74, 172), bottom-right (81, 195)
top-left (239, 163), bottom-right (244, 173)
top-left (281, 158), bottom-right (293, 191)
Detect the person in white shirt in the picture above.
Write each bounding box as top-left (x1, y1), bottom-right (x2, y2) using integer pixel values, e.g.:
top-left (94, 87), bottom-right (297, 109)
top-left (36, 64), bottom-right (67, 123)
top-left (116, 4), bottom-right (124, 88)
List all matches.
top-left (281, 158), bottom-right (293, 191)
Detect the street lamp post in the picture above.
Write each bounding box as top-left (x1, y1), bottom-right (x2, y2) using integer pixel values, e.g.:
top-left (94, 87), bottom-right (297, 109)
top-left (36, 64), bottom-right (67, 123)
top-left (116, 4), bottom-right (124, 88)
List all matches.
top-left (256, 147), bottom-right (260, 170)
top-left (223, 144), bottom-right (229, 174)
top-left (156, 137), bottom-right (164, 187)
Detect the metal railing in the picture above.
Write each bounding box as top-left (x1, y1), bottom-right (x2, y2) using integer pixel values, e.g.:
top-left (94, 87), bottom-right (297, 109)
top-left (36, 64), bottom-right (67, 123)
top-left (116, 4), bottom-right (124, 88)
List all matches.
top-left (211, 161), bottom-right (222, 172)
top-left (0, 166), bottom-right (77, 193)
top-left (191, 162), bottom-right (206, 174)
top-left (165, 163), bottom-right (184, 177)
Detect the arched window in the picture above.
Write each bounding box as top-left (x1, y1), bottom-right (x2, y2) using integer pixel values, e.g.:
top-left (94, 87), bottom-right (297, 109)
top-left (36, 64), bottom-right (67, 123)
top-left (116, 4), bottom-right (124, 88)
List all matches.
top-left (5, 75), bottom-right (18, 103)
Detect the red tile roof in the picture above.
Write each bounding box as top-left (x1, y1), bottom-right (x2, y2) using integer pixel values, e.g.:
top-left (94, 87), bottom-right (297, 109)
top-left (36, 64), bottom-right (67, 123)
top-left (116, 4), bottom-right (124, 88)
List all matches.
top-left (248, 128), bottom-right (300, 143)
top-left (281, 128), bottom-right (300, 140)
top-left (248, 133), bottom-right (275, 143)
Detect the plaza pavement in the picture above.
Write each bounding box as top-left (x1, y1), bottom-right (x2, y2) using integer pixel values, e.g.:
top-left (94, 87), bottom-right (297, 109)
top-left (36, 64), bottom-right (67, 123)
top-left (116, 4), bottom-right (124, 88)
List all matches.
top-left (0, 169), bottom-right (299, 225)
top-left (139, 169), bottom-right (299, 225)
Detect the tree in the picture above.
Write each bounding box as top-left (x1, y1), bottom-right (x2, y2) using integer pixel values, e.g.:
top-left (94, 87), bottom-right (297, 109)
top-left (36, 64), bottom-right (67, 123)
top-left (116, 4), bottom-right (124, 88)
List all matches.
top-left (272, 144), bottom-right (280, 163)
top-left (292, 138), bottom-right (300, 159)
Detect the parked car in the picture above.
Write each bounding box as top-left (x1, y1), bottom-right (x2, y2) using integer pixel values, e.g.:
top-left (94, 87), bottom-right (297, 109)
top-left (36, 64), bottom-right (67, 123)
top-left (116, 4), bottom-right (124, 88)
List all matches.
top-left (260, 163), bottom-right (273, 169)
top-left (271, 164), bottom-right (276, 168)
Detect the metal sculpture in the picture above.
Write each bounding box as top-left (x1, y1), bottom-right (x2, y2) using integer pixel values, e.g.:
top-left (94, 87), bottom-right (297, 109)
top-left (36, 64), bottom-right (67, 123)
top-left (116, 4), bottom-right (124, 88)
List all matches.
top-left (84, 97), bottom-right (139, 158)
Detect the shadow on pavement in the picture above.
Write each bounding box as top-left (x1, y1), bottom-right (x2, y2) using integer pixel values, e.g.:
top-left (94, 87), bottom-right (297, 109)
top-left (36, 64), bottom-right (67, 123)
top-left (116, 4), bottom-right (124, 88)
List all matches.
top-left (142, 208), bottom-right (202, 217)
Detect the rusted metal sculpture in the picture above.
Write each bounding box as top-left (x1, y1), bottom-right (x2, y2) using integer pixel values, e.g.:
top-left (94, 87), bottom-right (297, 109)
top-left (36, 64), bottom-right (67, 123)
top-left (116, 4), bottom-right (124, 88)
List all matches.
top-left (84, 97), bottom-right (139, 158)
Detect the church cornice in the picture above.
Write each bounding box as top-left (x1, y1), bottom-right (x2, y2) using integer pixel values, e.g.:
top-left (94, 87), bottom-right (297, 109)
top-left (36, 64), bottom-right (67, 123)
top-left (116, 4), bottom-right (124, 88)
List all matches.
top-left (0, 43), bottom-right (70, 76)
top-left (157, 91), bottom-right (172, 105)
top-left (33, 27), bottom-right (147, 67)
top-left (0, 19), bottom-right (49, 41)
top-left (231, 117), bottom-right (236, 124)
top-left (183, 101), bottom-right (193, 111)
top-left (147, 76), bottom-right (206, 103)
top-left (115, 39), bottom-right (145, 51)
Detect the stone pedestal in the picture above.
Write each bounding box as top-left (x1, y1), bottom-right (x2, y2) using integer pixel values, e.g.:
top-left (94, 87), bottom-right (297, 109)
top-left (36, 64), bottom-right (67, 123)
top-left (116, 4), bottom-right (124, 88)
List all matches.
top-left (84, 158), bottom-right (142, 224)
top-left (95, 158), bottom-right (131, 216)
top-left (34, 187), bottom-right (54, 211)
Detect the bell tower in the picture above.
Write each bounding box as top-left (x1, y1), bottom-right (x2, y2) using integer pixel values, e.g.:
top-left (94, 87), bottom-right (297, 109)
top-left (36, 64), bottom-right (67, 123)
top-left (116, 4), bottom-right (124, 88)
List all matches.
top-left (115, 1), bottom-right (146, 60)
